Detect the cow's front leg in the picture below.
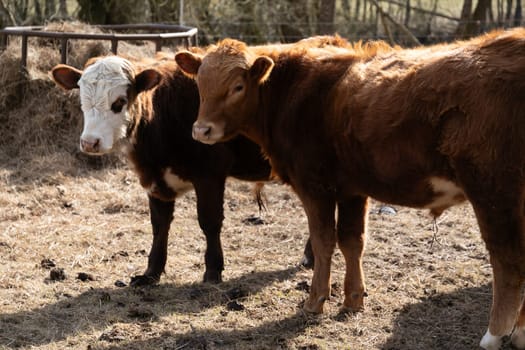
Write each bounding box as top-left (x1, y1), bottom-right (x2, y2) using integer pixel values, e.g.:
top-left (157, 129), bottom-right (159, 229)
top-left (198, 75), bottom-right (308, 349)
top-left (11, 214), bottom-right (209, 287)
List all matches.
top-left (194, 178), bottom-right (226, 283)
top-left (337, 195), bottom-right (368, 312)
top-left (298, 192), bottom-right (336, 314)
top-left (130, 195), bottom-right (174, 286)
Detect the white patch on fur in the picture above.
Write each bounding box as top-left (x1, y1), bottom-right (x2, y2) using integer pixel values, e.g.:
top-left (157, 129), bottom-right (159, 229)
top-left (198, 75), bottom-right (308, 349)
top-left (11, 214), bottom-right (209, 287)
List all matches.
top-left (163, 168), bottom-right (193, 195)
top-left (77, 56), bottom-right (133, 154)
top-left (480, 329), bottom-right (502, 350)
top-left (512, 327), bottom-right (525, 349)
top-left (147, 183), bottom-right (159, 197)
top-left (424, 177), bottom-right (465, 212)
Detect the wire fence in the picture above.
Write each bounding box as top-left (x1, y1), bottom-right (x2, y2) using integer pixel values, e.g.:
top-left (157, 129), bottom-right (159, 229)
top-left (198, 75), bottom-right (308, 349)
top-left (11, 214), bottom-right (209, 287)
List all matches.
top-left (184, 18), bottom-right (524, 46)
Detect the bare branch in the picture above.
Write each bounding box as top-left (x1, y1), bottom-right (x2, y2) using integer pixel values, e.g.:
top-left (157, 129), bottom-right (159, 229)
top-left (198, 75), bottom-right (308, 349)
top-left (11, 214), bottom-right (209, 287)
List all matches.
top-left (0, 0), bottom-right (17, 26)
top-left (379, 0), bottom-right (461, 21)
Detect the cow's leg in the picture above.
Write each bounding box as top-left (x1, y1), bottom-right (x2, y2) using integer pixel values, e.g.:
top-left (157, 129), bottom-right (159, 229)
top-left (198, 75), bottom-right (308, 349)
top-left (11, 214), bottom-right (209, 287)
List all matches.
top-left (465, 195), bottom-right (525, 350)
top-left (298, 192), bottom-right (336, 314)
top-left (131, 195), bottom-right (174, 286)
top-left (194, 178), bottom-right (226, 283)
top-left (480, 251), bottom-right (523, 350)
top-left (336, 195), bottom-right (369, 312)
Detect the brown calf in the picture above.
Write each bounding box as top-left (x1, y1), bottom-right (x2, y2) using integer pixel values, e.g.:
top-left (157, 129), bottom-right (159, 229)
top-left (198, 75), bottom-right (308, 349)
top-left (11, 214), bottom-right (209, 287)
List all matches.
top-left (175, 29), bottom-right (525, 350)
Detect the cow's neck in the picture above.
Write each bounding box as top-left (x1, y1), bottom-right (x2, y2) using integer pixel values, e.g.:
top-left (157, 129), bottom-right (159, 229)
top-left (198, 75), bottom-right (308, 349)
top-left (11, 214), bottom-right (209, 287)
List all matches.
top-left (249, 55), bottom-right (352, 185)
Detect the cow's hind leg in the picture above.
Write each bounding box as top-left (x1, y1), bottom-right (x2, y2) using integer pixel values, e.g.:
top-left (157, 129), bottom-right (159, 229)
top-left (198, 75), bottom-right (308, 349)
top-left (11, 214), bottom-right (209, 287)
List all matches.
top-left (480, 252), bottom-right (523, 350)
top-left (131, 195), bottom-right (174, 286)
top-left (336, 195), bottom-right (369, 312)
top-left (466, 197), bottom-right (525, 350)
top-left (297, 192), bottom-right (337, 314)
top-left (194, 178), bottom-right (226, 283)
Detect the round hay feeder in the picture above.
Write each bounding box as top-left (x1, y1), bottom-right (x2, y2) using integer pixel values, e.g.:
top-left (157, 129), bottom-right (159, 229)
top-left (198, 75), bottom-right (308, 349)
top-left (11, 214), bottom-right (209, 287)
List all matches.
top-left (0, 23), bottom-right (198, 69)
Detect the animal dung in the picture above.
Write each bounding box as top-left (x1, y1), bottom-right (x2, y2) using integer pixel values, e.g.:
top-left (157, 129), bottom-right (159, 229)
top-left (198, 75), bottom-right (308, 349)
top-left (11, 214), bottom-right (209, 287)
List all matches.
top-left (49, 267), bottom-right (66, 281)
top-left (76, 272), bottom-right (94, 282)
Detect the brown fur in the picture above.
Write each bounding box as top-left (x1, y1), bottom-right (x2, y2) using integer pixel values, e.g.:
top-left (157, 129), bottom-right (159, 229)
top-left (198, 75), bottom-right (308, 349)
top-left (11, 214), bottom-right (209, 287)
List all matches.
top-left (180, 28), bottom-right (525, 345)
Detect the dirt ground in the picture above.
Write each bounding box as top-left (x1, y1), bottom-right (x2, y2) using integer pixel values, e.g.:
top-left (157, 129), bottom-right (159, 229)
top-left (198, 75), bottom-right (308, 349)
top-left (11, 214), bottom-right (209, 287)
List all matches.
top-left (0, 154), bottom-right (500, 350)
top-left (0, 23), bottom-right (507, 350)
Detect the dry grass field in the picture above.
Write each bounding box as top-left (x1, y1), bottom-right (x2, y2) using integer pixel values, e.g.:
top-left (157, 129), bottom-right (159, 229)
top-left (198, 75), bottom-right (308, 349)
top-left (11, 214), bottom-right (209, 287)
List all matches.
top-left (0, 23), bottom-right (510, 350)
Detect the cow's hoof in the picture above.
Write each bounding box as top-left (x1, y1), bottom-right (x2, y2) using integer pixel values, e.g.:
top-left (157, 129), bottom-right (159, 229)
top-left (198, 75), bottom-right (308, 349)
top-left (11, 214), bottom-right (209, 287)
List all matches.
top-left (342, 291), bottom-right (366, 312)
top-left (130, 274), bottom-right (160, 287)
top-left (479, 330), bottom-right (502, 350)
top-left (203, 270), bottom-right (222, 284)
top-left (303, 296), bottom-right (326, 314)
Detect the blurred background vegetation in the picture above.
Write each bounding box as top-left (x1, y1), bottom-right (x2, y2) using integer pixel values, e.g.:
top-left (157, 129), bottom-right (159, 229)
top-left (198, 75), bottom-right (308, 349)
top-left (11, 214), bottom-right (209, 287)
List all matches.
top-left (0, 0), bottom-right (523, 46)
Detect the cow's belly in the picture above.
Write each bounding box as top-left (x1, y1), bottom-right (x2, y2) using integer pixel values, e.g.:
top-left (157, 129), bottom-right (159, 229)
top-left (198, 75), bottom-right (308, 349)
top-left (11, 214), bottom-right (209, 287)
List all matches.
top-left (351, 175), bottom-right (467, 216)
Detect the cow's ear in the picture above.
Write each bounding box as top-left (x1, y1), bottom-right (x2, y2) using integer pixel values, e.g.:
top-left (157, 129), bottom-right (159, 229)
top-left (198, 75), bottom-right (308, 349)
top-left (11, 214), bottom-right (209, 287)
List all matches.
top-left (135, 69), bottom-right (162, 93)
top-left (49, 64), bottom-right (82, 90)
top-left (250, 56), bottom-right (274, 84)
top-left (175, 51), bottom-right (202, 77)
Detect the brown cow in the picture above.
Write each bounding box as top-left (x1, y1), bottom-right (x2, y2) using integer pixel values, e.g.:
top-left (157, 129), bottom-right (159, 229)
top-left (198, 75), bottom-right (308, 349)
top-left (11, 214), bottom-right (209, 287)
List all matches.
top-left (175, 28), bottom-right (525, 350)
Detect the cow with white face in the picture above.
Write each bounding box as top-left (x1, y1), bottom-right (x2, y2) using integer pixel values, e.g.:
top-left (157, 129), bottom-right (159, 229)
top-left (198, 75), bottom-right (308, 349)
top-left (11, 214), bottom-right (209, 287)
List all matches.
top-left (50, 54), bottom-right (283, 286)
top-left (77, 56), bottom-right (134, 154)
top-left (52, 56), bottom-right (160, 155)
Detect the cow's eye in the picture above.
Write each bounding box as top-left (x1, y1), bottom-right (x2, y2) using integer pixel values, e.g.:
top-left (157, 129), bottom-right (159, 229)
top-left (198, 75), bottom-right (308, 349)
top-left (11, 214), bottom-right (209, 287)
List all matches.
top-left (111, 97), bottom-right (127, 113)
top-left (233, 84), bottom-right (244, 93)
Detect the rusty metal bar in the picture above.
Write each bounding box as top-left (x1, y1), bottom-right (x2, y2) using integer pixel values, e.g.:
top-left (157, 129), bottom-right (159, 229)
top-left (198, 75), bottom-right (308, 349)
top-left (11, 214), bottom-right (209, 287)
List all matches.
top-left (60, 38), bottom-right (68, 64)
top-left (155, 39), bottom-right (162, 52)
top-left (111, 39), bottom-right (118, 54)
top-left (0, 24), bottom-right (198, 69)
top-left (0, 33), bottom-right (7, 50)
top-left (21, 34), bottom-right (28, 69)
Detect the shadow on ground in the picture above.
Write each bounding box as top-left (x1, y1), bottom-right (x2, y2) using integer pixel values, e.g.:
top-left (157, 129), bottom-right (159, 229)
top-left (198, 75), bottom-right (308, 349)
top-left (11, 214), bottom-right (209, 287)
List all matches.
top-left (0, 266), bottom-right (305, 348)
top-left (381, 283), bottom-right (508, 350)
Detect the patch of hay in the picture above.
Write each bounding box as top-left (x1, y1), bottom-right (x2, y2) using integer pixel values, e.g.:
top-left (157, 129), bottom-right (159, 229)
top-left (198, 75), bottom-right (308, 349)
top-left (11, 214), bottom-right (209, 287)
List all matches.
top-left (0, 47), bottom-right (28, 110)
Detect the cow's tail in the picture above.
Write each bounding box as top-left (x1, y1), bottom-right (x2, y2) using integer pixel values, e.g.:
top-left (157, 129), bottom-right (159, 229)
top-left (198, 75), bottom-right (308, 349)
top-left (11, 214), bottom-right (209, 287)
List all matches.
top-left (253, 181), bottom-right (267, 212)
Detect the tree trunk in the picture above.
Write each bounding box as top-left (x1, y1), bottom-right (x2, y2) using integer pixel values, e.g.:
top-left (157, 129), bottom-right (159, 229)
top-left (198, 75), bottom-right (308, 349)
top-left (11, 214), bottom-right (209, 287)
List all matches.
top-left (515, 0), bottom-right (522, 25)
top-left (355, 0), bottom-right (361, 21)
top-left (44, 0), bottom-right (55, 18)
top-left (58, 0), bottom-right (67, 18)
top-left (77, 0), bottom-right (107, 24)
top-left (318, 0), bottom-right (336, 34)
top-left (506, 0), bottom-right (513, 23)
top-left (404, 0), bottom-right (411, 26)
top-left (456, 0), bottom-right (473, 37)
top-left (473, 0), bottom-right (492, 30)
top-left (464, 0), bottom-right (491, 35)
top-left (342, 0), bottom-right (351, 22)
top-left (34, 0), bottom-right (42, 22)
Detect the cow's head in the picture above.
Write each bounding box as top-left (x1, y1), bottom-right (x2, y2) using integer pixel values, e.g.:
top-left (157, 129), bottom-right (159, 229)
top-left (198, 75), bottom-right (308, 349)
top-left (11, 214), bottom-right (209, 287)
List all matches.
top-left (50, 56), bottom-right (161, 155)
top-left (175, 39), bottom-right (274, 144)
